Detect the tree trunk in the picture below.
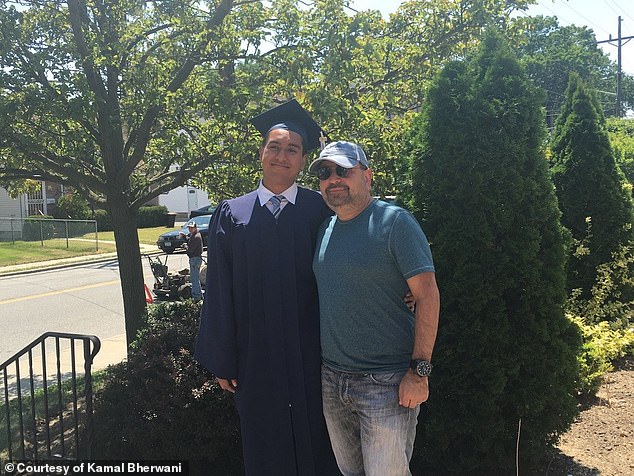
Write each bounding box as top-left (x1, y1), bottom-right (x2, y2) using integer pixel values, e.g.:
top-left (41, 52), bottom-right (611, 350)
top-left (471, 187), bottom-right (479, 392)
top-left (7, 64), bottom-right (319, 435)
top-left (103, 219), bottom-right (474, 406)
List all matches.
top-left (109, 199), bottom-right (146, 353)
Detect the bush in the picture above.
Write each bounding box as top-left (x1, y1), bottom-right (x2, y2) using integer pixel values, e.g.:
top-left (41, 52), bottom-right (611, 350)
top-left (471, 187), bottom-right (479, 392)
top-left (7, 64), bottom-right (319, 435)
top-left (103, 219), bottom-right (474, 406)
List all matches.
top-left (93, 209), bottom-right (113, 232)
top-left (22, 215), bottom-right (55, 241)
top-left (567, 244), bottom-right (634, 396)
top-left (137, 205), bottom-right (169, 228)
top-left (53, 193), bottom-right (91, 220)
top-left (551, 74), bottom-right (634, 298)
top-left (92, 301), bottom-right (242, 474)
top-left (569, 315), bottom-right (634, 396)
top-left (404, 32), bottom-right (579, 472)
top-left (94, 206), bottom-right (168, 232)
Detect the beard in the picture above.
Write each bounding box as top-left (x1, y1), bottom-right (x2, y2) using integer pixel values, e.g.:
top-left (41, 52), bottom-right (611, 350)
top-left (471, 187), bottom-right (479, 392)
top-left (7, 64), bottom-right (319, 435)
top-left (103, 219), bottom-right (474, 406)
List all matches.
top-left (324, 186), bottom-right (352, 208)
top-left (324, 184), bottom-right (370, 210)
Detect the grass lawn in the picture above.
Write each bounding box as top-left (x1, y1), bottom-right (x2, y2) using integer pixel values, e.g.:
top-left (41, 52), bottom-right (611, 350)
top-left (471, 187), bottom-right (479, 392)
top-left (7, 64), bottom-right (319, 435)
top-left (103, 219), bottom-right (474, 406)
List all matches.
top-left (95, 225), bottom-right (179, 246)
top-left (0, 240), bottom-right (117, 267)
top-left (0, 226), bottom-right (176, 267)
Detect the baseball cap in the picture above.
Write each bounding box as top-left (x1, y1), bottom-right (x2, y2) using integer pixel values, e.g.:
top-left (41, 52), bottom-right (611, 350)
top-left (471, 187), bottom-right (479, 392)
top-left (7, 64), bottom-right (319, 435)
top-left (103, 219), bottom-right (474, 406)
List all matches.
top-left (250, 99), bottom-right (326, 153)
top-left (308, 141), bottom-right (369, 175)
top-left (186, 221), bottom-right (197, 227)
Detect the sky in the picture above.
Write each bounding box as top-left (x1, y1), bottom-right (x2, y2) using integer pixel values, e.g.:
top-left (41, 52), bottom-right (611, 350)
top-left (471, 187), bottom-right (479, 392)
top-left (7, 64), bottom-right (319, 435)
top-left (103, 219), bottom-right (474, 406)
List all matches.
top-left (349, 0), bottom-right (634, 76)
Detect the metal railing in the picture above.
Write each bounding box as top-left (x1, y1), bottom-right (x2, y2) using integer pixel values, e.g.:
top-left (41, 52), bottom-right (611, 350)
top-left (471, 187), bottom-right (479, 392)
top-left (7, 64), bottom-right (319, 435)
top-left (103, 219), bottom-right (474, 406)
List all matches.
top-left (0, 218), bottom-right (98, 250)
top-left (1, 333), bottom-right (101, 461)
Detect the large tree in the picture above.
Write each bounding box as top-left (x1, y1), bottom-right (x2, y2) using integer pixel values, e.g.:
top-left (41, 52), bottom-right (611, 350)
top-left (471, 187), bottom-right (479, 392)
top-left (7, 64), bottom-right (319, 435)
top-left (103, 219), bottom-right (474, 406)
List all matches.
top-left (551, 73), bottom-right (634, 297)
top-left (0, 0), bottom-right (537, 347)
top-left (225, 0), bottom-right (536, 197)
top-left (510, 15), bottom-right (633, 124)
top-left (405, 31), bottom-right (579, 471)
top-left (0, 0), bottom-right (283, 348)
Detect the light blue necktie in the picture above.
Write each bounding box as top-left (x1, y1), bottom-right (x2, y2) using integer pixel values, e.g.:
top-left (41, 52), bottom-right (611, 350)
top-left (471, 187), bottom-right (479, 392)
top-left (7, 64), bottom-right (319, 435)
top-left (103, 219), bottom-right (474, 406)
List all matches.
top-left (269, 195), bottom-right (284, 219)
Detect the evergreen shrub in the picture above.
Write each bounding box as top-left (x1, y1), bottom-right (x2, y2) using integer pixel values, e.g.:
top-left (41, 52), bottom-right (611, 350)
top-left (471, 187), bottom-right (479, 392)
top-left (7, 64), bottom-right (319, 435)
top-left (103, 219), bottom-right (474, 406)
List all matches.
top-left (22, 215), bottom-right (55, 241)
top-left (551, 73), bottom-right (634, 297)
top-left (92, 300), bottom-right (242, 475)
top-left (404, 31), bottom-right (580, 472)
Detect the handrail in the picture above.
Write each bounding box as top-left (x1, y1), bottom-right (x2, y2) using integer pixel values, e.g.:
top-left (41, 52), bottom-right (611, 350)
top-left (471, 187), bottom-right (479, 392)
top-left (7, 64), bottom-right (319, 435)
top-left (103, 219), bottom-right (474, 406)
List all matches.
top-left (0, 332), bottom-right (101, 370)
top-left (1, 332), bottom-right (101, 461)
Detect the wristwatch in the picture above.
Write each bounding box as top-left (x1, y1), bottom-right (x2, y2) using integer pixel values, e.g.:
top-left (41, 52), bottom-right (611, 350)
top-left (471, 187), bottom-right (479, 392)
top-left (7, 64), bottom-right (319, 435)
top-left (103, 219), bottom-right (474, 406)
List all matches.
top-left (409, 359), bottom-right (433, 377)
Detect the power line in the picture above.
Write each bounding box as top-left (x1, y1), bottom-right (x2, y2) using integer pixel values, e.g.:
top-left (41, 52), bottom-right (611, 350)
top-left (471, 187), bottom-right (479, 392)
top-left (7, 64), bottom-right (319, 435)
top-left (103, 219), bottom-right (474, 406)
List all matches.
top-left (597, 16), bottom-right (634, 116)
top-left (557, 0), bottom-right (611, 36)
top-left (608, 0), bottom-right (634, 24)
top-left (603, 0), bottom-right (622, 19)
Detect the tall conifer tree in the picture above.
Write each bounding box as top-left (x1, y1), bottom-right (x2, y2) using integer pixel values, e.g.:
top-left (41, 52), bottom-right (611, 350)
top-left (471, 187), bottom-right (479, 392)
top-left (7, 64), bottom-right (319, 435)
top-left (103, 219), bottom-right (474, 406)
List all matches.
top-left (405, 32), bottom-right (580, 471)
top-left (551, 73), bottom-right (634, 297)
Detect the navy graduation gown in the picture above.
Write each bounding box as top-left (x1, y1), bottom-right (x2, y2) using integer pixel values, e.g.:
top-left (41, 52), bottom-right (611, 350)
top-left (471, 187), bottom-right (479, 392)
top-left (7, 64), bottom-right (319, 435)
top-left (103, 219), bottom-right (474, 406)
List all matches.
top-left (195, 187), bottom-right (337, 476)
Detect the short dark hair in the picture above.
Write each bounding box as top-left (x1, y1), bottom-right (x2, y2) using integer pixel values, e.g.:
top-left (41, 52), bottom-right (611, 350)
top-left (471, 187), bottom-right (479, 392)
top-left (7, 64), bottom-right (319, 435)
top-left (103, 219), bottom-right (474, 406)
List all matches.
top-left (260, 131), bottom-right (305, 155)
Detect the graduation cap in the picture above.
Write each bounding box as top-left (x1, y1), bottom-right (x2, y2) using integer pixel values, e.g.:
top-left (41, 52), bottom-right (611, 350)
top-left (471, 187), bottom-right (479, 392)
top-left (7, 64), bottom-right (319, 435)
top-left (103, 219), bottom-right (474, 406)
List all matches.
top-left (250, 99), bottom-right (327, 153)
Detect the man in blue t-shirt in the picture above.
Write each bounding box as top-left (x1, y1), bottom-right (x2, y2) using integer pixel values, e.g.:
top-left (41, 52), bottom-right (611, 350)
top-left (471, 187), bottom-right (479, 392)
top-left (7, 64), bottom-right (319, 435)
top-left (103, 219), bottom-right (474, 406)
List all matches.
top-left (310, 141), bottom-right (441, 476)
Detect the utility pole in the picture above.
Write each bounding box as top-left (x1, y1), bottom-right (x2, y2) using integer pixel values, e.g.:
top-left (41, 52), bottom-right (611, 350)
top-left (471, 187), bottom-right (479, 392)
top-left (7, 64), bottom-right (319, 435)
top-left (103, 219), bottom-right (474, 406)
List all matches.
top-left (597, 16), bottom-right (634, 117)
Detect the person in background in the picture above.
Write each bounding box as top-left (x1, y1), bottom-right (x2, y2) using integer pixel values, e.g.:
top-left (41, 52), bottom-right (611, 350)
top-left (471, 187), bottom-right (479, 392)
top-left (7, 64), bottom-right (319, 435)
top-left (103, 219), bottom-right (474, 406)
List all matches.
top-left (310, 141), bottom-right (440, 476)
top-left (183, 220), bottom-right (203, 301)
top-left (194, 100), bottom-right (339, 476)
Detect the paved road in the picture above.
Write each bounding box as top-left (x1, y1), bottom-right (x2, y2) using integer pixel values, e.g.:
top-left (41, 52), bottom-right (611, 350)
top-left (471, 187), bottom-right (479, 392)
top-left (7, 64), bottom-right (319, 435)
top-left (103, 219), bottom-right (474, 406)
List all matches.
top-left (0, 252), bottom-right (190, 367)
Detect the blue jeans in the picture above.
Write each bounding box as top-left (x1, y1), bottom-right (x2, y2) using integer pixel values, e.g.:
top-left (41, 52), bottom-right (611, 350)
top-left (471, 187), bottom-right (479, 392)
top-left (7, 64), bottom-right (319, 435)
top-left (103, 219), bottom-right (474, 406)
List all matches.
top-left (321, 364), bottom-right (420, 476)
top-left (189, 256), bottom-right (202, 300)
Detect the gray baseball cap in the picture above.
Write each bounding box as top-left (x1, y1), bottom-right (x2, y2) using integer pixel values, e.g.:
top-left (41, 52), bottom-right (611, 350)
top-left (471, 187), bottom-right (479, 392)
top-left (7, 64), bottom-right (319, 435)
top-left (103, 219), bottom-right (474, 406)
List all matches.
top-left (308, 141), bottom-right (369, 175)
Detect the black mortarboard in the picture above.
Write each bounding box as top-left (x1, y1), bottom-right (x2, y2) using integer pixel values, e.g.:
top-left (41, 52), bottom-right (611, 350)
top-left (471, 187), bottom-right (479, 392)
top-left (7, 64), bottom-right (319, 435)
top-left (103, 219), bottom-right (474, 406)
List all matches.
top-left (250, 99), bottom-right (326, 153)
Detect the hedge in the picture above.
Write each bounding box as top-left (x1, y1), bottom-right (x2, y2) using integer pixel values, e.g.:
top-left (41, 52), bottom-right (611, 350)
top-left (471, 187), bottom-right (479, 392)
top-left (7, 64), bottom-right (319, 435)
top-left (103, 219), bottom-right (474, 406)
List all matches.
top-left (94, 206), bottom-right (169, 232)
top-left (92, 300), bottom-right (243, 475)
top-left (22, 215), bottom-right (55, 241)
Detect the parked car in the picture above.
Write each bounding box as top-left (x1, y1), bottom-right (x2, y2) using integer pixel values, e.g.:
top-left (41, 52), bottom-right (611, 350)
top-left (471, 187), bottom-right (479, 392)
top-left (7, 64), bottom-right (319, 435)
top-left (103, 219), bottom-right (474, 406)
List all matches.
top-left (189, 204), bottom-right (217, 219)
top-left (156, 214), bottom-right (212, 254)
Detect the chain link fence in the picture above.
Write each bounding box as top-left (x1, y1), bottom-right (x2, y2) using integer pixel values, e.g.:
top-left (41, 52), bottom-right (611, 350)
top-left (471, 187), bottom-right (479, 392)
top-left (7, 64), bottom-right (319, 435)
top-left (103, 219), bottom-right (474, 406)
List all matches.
top-left (0, 217), bottom-right (99, 251)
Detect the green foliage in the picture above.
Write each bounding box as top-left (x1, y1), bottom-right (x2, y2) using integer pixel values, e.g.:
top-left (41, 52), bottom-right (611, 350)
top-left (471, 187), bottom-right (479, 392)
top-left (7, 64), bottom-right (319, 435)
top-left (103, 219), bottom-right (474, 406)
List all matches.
top-left (0, 0), bottom-right (304, 347)
top-left (240, 0), bottom-right (533, 198)
top-left (53, 193), bottom-right (91, 220)
top-left (607, 117), bottom-right (634, 190)
top-left (0, 0), bottom-right (545, 345)
top-left (93, 300), bottom-right (242, 473)
top-left (94, 206), bottom-right (168, 231)
top-left (566, 243), bottom-right (634, 395)
top-left (22, 215), bottom-right (55, 241)
top-left (568, 315), bottom-right (634, 396)
top-left (568, 244), bottom-right (634, 326)
top-left (93, 209), bottom-right (113, 232)
top-left (551, 73), bottom-right (634, 298)
top-left (137, 205), bottom-right (169, 228)
top-left (404, 31), bottom-right (580, 472)
top-left (510, 16), bottom-right (617, 124)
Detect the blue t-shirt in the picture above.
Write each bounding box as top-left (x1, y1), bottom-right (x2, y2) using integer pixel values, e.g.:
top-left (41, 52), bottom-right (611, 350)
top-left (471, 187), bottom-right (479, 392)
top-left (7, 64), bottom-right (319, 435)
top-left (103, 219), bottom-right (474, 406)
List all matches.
top-left (313, 200), bottom-right (435, 373)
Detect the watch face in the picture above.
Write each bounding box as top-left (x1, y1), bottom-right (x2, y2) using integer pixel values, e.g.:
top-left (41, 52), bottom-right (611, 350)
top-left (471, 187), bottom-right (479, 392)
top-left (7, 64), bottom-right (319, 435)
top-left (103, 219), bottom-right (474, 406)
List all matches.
top-left (416, 360), bottom-right (432, 377)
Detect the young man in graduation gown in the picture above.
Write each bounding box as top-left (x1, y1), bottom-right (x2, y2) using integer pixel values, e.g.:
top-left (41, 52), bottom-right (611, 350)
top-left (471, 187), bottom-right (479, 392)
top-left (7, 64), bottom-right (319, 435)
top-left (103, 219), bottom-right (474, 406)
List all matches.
top-left (194, 100), bottom-right (338, 476)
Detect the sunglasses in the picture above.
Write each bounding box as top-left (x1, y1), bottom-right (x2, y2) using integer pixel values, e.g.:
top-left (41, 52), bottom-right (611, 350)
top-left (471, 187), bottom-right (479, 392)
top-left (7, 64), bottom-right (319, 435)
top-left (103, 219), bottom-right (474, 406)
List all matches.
top-left (316, 165), bottom-right (355, 181)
